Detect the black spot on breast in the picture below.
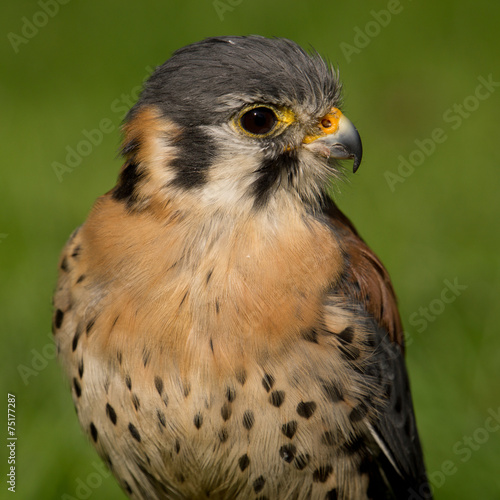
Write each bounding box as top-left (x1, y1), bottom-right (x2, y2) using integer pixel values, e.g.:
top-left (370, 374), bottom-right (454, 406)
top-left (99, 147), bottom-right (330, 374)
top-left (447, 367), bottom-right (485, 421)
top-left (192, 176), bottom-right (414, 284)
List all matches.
top-left (294, 453), bottom-right (310, 470)
top-left (313, 465), bottom-right (333, 483)
top-left (296, 401), bottom-right (316, 419)
top-left (242, 410), bottom-right (255, 430)
top-left (236, 369), bottom-right (247, 386)
top-left (154, 376), bottom-right (164, 396)
top-left (253, 476), bottom-right (266, 494)
top-left (71, 245), bottom-right (81, 258)
top-left (221, 403), bottom-right (232, 421)
top-left (325, 488), bottom-right (338, 499)
top-left (321, 431), bottom-right (335, 446)
top-left (128, 423), bottom-right (141, 442)
top-left (157, 409), bottom-right (166, 428)
top-left (194, 413), bottom-right (203, 429)
top-left (269, 391), bottom-right (285, 407)
top-left (132, 394), bottom-right (140, 411)
top-left (183, 381), bottom-right (191, 398)
top-left (73, 378), bottom-right (81, 398)
top-left (175, 439), bottom-right (181, 454)
top-left (343, 436), bottom-right (364, 455)
top-left (262, 374), bottom-right (275, 392)
top-left (117, 351), bottom-right (123, 365)
top-left (162, 394), bottom-right (169, 408)
top-left (281, 421), bottom-right (298, 439)
top-left (76, 274), bottom-right (86, 284)
top-left (54, 309), bottom-right (64, 329)
top-left (176, 473), bottom-right (185, 483)
top-left (302, 328), bottom-right (319, 343)
top-left (60, 256), bottom-right (68, 272)
top-left (218, 428), bottom-right (229, 443)
top-left (339, 344), bottom-right (360, 361)
top-left (125, 375), bottom-right (132, 390)
top-left (226, 387), bottom-right (236, 402)
top-left (338, 326), bottom-right (354, 344)
top-left (78, 359), bottom-right (84, 378)
top-left (72, 324), bottom-right (82, 352)
top-left (89, 422), bottom-right (98, 442)
top-left (209, 338), bottom-right (214, 353)
top-left (106, 403), bottom-right (117, 425)
top-left (322, 381), bottom-right (344, 402)
top-left (238, 454), bottom-right (250, 471)
top-left (349, 402), bottom-right (368, 422)
top-left (124, 481), bottom-right (133, 494)
top-left (279, 444), bottom-right (297, 463)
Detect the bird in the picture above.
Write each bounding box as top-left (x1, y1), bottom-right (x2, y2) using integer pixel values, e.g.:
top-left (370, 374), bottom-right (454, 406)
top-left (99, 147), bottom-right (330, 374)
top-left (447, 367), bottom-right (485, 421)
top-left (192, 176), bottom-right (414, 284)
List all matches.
top-left (53, 36), bottom-right (431, 500)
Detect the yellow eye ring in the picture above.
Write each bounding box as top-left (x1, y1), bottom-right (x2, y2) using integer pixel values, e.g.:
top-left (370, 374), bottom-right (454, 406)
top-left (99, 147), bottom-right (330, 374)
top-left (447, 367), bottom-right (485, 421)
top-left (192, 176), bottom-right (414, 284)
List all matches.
top-left (235, 104), bottom-right (295, 138)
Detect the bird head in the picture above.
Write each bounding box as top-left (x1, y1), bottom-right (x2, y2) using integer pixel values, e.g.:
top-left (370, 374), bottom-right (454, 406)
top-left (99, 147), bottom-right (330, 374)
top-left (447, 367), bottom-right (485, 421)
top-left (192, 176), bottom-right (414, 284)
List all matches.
top-left (113, 36), bottom-right (362, 215)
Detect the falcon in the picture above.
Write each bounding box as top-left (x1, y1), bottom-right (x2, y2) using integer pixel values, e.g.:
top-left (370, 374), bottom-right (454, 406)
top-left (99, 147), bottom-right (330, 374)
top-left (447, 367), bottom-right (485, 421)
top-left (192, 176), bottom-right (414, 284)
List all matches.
top-left (53, 36), bottom-right (431, 499)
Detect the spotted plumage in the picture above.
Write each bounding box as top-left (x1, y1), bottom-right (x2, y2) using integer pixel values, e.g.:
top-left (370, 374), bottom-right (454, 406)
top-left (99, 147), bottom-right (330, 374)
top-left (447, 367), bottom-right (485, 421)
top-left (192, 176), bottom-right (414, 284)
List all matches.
top-left (53, 36), bottom-right (430, 499)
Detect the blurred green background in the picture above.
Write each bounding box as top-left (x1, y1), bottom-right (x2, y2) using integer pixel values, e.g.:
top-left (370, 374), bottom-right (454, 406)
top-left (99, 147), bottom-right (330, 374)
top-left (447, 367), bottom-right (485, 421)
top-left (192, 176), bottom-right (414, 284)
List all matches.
top-left (1, 0), bottom-right (499, 498)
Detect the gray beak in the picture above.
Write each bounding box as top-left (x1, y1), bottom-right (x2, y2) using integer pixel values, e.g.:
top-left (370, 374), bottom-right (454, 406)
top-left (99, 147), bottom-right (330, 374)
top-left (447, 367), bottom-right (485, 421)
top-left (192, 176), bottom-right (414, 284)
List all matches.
top-left (303, 110), bottom-right (363, 173)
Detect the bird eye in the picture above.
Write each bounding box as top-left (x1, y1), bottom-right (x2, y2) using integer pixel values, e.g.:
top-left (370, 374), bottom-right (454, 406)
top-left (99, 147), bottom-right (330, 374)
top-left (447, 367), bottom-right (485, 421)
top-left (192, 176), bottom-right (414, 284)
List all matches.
top-left (240, 107), bottom-right (277, 135)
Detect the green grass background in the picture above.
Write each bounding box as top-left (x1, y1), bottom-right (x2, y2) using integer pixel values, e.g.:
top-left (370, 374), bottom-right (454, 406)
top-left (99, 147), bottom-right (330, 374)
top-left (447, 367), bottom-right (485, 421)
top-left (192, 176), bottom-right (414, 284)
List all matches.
top-left (1, 0), bottom-right (499, 498)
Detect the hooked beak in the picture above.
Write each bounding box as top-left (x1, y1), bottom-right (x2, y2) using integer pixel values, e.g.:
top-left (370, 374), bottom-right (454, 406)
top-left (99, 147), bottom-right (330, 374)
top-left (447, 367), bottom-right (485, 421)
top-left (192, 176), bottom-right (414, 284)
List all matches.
top-left (302, 108), bottom-right (363, 173)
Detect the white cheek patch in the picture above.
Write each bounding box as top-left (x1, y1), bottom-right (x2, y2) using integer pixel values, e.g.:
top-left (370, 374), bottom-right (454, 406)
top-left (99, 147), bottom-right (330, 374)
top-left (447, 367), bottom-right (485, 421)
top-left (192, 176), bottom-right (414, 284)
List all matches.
top-left (201, 153), bottom-right (261, 212)
top-left (197, 125), bottom-right (265, 212)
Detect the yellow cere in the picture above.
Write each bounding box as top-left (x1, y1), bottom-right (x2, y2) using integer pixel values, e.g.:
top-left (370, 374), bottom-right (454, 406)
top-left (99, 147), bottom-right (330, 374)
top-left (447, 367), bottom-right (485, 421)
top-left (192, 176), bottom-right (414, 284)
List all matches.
top-left (302, 107), bottom-right (343, 144)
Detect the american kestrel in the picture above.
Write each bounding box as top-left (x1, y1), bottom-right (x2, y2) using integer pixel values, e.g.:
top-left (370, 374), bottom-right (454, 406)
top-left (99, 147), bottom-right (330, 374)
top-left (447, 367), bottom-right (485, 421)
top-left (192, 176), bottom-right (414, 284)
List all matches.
top-left (53, 36), bottom-right (431, 499)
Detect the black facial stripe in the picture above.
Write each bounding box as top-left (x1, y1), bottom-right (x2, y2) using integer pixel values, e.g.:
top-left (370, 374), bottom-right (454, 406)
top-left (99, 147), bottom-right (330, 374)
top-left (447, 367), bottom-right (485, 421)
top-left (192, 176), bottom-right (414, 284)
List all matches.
top-left (252, 152), bottom-right (299, 209)
top-left (170, 127), bottom-right (215, 189)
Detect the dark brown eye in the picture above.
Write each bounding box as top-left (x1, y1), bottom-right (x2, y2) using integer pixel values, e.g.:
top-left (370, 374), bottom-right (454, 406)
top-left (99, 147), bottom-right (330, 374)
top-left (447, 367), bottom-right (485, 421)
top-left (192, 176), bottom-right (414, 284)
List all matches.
top-left (240, 107), bottom-right (277, 135)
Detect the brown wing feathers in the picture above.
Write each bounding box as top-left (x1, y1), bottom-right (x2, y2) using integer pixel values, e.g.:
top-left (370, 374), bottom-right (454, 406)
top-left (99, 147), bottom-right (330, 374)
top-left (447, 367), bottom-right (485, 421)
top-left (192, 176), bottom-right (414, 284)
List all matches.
top-left (324, 201), bottom-right (404, 348)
